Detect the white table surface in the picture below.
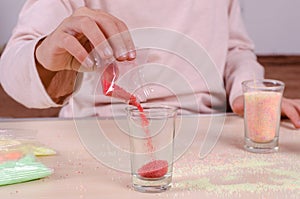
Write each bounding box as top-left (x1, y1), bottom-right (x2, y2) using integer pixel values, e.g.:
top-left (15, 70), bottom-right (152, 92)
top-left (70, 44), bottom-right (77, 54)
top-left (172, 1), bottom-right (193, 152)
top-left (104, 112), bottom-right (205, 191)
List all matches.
top-left (0, 115), bottom-right (299, 199)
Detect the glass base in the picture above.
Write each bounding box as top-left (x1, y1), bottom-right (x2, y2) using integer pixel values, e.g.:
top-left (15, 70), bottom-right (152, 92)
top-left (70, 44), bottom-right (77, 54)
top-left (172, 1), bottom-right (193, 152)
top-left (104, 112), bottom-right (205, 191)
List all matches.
top-left (244, 137), bottom-right (279, 153)
top-left (132, 174), bottom-right (172, 193)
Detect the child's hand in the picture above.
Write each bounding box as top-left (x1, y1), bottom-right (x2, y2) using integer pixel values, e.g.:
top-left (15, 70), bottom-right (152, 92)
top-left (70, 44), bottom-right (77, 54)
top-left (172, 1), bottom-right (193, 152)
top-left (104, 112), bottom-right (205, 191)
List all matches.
top-left (35, 7), bottom-right (136, 72)
top-left (231, 95), bottom-right (244, 116)
top-left (281, 98), bottom-right (300, 128)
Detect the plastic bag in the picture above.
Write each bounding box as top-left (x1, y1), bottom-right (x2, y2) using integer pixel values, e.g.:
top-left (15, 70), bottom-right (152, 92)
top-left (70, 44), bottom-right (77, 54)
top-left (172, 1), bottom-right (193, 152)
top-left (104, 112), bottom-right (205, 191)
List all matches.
top-left (0, 128), bottom-right (54, 186)
top-left (0, 128), bottom-right (56, 156)
top-left (91, 47), bottom-right (150, 104)
top-left (0, 151), bottom-right (53, 186)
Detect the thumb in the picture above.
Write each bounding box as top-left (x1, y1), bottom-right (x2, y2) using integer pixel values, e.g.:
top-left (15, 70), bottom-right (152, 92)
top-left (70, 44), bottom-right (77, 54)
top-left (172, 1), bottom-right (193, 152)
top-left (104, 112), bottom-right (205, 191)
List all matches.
top-left (232, 95), bottom-right (244, 116)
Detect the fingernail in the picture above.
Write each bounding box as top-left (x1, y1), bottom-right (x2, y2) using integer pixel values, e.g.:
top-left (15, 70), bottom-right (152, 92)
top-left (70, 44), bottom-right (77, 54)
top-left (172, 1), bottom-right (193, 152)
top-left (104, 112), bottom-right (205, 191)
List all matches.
top-left (117, 52), bottom-right (128, 61)
top-left (128, 50), bottom-right (136, 60)
top-left (84, 56), bottom-right (95, 68)
top-left (115, 47), bottom-right (128, 60)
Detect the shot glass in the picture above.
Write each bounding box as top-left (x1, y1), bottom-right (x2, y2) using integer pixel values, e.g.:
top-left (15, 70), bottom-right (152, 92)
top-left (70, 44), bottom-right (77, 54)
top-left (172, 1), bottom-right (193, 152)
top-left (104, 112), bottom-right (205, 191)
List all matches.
top-left (242, 79), bottom-right (285, 153)
top-left (126, 105), bottom-right (177, 193)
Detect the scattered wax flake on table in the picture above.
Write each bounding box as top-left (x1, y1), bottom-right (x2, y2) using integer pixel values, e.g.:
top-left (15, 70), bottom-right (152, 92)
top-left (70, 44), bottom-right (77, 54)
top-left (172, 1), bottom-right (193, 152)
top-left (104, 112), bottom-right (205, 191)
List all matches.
top-left (172, 150), bottom-right (300, 198)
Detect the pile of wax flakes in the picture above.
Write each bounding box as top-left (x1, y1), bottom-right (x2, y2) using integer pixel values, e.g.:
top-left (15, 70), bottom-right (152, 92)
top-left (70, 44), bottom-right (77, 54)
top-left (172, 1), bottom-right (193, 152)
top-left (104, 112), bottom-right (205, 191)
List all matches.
top-left (172, 149), bottom-right (300, 198)
top-left (0, 128), bottom-right (55, 186)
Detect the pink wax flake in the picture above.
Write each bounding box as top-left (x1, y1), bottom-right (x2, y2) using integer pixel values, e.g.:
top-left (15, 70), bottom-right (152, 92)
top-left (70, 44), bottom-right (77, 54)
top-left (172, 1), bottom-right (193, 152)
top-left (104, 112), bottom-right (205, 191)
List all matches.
top-left (138, 160), bottom-right (168, 178)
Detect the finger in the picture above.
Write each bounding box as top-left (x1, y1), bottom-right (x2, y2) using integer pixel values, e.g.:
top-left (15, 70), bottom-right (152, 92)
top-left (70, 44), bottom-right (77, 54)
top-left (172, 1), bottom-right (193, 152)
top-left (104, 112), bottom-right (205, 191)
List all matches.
top-left (94, 11), bottom-right (136, 60)
top-left (289, 99), bottom-right (300, 114)
top-left (62, 16), bottom-right (114, 61)
top-left (282, 98), bottom-right (300, 115)
top-left (114, 21), bottom-right (136, 60)
top-left (232, 96), bottom-right (244, 116)
top-left (88, 10), bottom-right (135, 61)
top-left (73, 8), bottom-right (135, 61)
top-left (59, 32), bottom-right (94, 71)
top-left (95, 16), bottom-right (129, 61)
top-left (282, 101), bottom-right (300, 128)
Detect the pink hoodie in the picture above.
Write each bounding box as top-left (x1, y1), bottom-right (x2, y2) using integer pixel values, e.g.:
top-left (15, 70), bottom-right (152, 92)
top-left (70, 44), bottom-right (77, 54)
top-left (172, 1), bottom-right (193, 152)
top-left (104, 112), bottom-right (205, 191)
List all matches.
top-left (0, 0), bottom-right (264, 117)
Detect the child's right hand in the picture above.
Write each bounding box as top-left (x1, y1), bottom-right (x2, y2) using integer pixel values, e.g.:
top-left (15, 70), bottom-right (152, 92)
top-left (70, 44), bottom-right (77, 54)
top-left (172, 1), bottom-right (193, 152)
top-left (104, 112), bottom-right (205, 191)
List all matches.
top-left (35, 7), bottom-right (136, 72)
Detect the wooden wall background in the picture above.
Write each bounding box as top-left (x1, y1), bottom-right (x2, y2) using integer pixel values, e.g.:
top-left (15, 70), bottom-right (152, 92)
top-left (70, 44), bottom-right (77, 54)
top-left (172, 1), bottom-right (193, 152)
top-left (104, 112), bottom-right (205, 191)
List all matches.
top-left (0, 55), bottom-right (299, 118)
top-left (260, 56), bottom-right (300, 99)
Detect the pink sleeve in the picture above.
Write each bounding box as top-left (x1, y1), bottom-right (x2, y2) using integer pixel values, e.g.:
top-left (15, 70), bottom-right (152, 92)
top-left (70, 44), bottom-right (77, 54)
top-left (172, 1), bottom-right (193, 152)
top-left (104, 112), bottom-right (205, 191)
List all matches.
top-left (224, 0), bottom-right (265, 108)
top-left (0, 0), bottom-right (83, 108)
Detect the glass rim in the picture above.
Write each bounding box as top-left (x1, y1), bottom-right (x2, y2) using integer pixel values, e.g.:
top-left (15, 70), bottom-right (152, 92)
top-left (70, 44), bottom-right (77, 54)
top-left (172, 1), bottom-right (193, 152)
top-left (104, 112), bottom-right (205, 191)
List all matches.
top-left (242, 79), bottom-right (285, 90)
top-left (125, 104), bottom-right (178, 114)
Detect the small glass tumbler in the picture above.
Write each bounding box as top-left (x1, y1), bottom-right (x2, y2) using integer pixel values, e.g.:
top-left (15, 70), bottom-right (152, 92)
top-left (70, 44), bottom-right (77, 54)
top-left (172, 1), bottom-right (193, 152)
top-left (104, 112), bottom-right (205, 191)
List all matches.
top-left (242, 79), bottom-right (285, 153)
top-left (126, 105), bottom-right (177, 193)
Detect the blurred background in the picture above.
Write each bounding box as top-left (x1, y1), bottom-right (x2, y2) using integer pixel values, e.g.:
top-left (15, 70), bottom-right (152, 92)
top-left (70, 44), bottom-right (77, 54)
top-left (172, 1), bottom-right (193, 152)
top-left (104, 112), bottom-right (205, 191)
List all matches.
top-left (0, 0), bottom-right (299, 118)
